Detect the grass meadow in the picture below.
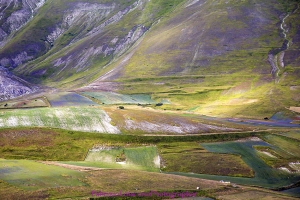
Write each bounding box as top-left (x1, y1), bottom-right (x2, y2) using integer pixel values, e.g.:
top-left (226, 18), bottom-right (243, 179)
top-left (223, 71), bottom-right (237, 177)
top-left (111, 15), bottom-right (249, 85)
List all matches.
top-left (0, 159), bottom-right (85, 190)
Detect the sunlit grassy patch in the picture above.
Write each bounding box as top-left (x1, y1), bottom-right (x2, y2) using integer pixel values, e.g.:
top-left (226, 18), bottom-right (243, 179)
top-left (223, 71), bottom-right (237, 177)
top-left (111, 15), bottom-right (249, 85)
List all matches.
top-left (262, 134), bottom-right (300, 158)
top-left (116, 74), bottom-right (298, 119)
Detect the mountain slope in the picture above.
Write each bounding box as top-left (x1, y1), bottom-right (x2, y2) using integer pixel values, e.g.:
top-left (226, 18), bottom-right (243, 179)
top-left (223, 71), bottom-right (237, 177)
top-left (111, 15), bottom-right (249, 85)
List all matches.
top-left (0, 0), bottom-right (46, 48)
top-left (0, 0), bottom-right (45, 99)
top-left (1, 0), bottom-right (182, 87)
top-left (0, 0), bottom-right (300, 117)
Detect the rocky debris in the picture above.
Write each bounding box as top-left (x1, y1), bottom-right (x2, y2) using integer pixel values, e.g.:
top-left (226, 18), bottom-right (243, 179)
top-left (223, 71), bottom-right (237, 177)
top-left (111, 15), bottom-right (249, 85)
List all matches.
top-left (0, 1), bottom-right (132, 69)
top-left (53, 24), bottom-right (147, 73)
top-left (46, 2), bottom-right (116, 46)
top-left (86, 1), bottom-right (141, 37)
top-left (268, 40), bottom-right (289, 78)
top-left (0, 66), bottom-right (37, 101)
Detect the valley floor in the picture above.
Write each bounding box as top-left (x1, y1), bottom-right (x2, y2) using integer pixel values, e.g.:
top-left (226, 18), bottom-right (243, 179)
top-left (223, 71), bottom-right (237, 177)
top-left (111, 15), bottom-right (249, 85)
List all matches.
top-left (0, 91), bottom-right (299, 199)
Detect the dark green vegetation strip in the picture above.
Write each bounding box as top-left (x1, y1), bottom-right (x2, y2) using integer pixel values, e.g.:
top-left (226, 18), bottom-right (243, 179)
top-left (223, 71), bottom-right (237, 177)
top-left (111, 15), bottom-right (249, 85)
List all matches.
top-left (0, 127), bottom-right (264, 160)
top-left (90, 190), bottom-right (213, 200)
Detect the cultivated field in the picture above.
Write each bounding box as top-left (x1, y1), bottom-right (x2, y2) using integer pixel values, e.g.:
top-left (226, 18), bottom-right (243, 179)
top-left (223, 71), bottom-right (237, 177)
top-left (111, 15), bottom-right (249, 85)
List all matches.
top-left (188, 137), bottom-right (300, 188)
top-left (46, 92), bottom-right (99, 107)
top-left (61, 146), bottom-right (160, 172)
top-left (0, 107), bottom-right (119, 133)
top-left (159, 142), bottom-right (254, 177)
top-left (0, 159), bottom-right (85, 190)
top-left (104, 106), bottom-right (249, 135)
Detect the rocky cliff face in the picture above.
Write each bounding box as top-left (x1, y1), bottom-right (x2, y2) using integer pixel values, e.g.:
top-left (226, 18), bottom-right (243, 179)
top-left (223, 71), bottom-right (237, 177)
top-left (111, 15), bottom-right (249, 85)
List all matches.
top-left (0, 0), bottom-right (44, 100)
top-left (0, 66), bottom-right (37, 101)
top-left (0, 0), bottom-right (45, 47)
top-left (0, 0), bottom-right (148, 83)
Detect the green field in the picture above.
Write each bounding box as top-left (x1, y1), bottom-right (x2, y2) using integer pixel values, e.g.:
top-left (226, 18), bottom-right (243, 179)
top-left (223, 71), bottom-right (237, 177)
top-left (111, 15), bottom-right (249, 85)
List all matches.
top-left (61, 146), bottom-right (160, 172)
top-left (0, 159), bottom-right (85, 190)
top-left (177, 138), bottom-right (300, 188)
top-left (279, 130), bottom-right (300, 140)
top-left (255, 134), bottom-right (300, 171)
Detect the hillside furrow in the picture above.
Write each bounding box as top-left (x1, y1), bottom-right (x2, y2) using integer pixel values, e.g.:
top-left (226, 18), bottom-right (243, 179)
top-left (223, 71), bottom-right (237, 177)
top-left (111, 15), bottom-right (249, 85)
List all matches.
top-left (268, 4), bottom-right (299, 81)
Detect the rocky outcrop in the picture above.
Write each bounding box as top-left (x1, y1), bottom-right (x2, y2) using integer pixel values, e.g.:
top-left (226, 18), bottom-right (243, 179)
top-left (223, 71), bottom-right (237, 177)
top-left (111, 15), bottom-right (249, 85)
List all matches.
top-left (50, 1), bottom-right (145, 73)
top-left (0, 0), bottom-right (46, 71)
top-left (14, 0), bottom-right (148, 82)
top-left (86, 0), bottom-right (141, 38)
top-left (0, 66), bottom-right (37, 101)
top-left (0, 0), bottom-right (45, 47)
top-left (46, 2), bottom-right (116, 46)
